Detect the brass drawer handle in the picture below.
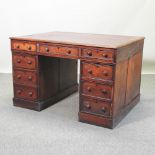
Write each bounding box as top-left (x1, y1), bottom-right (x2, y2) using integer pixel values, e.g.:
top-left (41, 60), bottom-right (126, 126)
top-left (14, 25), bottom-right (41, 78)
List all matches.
top-left (101, 107), bottom-right (106, 113)
top-left (17, 75), bottom-right (21, 79)
top-left (17, 90), bottom-right (22, 94)
top-left (84, 102), bottom-right (91, 109)
top-left (27, 60), bottom-right (32, 64)
top-left (28, 92), bottom-right (33, 96)
top-left (16, 45), bottom-right (20, 49)
top-left (102, 53), bottom-right (108, 58)
top-left (28, 76), bottom-right (32, 81)
top-left (45, 47), bottom-right (49, 52)
top-left (28, 46), bottom-right (32, 50)
top-left (102, 89), bottom-right (107, 94)
top-left (87, 51), bottom-right (92, 56)
top-left (67, 50), bottom-right (71, 54)
top-left (88, 70), bottom-right (92, 74)
top-left (103, 71), bottom-right (108, 76)
top-left (87, 87), bottom-right (91, 92)
top-left (17, 59), bottom-right (21, 63)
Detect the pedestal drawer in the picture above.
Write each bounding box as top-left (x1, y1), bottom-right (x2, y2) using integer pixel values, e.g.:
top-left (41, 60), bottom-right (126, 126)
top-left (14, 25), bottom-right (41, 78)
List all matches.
top-left (13, 54), bottom-right (37, 69)
top-left (81, 62), bottom-right (114, 81)
top-left (13, 69), bottom-right (37, 86)
top-left (14, 85), bottom-right (38, 100)
top-left (80, 97), bottom-right (111, 117)
top-left (81, 81), bottom-right (113, 100)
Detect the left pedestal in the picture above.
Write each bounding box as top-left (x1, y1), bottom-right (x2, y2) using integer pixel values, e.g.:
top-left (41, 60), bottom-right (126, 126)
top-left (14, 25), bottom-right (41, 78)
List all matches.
top-left (11, 40), bottom-right (78, 111)
top-left (12, 50), bottom-right (40, 110)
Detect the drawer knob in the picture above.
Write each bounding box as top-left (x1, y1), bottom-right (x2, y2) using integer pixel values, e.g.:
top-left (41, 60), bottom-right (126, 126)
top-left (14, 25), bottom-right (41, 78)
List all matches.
top-left (17, 59), bottom-right (21, 63)
top-left (84, 103), bottom-right (91, 109)
top-left (87, 51), bottom-right (92, 56)
top-left (28, 46), bottom-right (32, 50)
top-left (27, 60), bottom-right (32, 64)
top-left (88, 70), bottom-right (93, 74)
top-left (101, 107), bottom-right (106, 113)
top-left (17, 90), bottom-right (22, 94)
top-left (16, 45), bottom-right (20, 49)
top-left (45, 47), bottom-right (49, 52)
top-left (28, 76), bottom-right (32, 81)
top-left (102, 89), bottom-right (107, 94)
top-left (87, 87), bottom-right (91, 92)
top-left (103, 54), bottom-right (108, 58)
top-left (67, 50), bottom-right (71, 54)
top-left (103, 71), bottom-right (108, 76)
top-left (17, 75), bottom-right (21, 79)
top-left (28, 92), bottom-right (33, 96)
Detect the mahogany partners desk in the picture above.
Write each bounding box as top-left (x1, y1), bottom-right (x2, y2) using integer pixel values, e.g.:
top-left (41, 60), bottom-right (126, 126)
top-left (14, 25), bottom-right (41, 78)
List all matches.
top-left (10, 32), bottom-right (144, 129)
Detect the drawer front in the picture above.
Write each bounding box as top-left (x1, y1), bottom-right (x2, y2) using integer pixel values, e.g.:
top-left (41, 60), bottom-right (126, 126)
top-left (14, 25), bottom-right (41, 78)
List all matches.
top-left (59, 46), bottom-right (79, 57)
top-left (81, 81), bottom-right (112, 100)
top-left (81, 62), bottom-right (113, 81)
top-left (13, 54), bottom-right (37, 69)
top-left (39, 44), bottom-right (79, 57)
top-left (81, 48), bottom-right (114, 63)
top-left (12, 41), bottom-right (36, 52)
top-left (14, 85), bottom-right (38, 100)
top-left (14, 70), bottom-right (37, 86)
top-left (39, 45), bottom-right (59, 54)
top-left (80, 97), bottom-right (111, 116)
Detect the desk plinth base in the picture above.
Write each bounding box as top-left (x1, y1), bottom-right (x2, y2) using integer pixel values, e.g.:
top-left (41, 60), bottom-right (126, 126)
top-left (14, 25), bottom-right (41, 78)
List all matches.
top-left (79, 94), bottom-right (140, 129)
top-left (13, 84), bottom-right (78, 111)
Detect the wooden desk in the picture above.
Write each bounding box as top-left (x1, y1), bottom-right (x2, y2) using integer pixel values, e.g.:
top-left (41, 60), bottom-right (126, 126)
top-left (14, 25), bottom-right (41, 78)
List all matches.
top-left (10, 32), bottom-right (144, 128)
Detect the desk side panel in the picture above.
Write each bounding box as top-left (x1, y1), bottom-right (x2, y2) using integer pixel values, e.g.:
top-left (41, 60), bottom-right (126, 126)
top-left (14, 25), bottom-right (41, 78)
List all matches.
top-left (113, 41), bottom-right (143, 127)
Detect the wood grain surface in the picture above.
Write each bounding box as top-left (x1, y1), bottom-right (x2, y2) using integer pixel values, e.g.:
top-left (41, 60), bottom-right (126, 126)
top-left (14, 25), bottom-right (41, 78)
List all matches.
top-left (10, 31), bottom-right (144, 48)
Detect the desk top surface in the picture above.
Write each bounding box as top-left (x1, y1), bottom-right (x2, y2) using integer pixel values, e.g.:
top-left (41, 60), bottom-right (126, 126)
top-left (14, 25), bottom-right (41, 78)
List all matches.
top-left (11, 31), bottom-right (144, 48)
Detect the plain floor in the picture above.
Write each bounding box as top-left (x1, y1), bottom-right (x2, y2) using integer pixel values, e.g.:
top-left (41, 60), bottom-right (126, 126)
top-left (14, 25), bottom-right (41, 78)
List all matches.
top-left (0, 74), bottom-right (155, 155)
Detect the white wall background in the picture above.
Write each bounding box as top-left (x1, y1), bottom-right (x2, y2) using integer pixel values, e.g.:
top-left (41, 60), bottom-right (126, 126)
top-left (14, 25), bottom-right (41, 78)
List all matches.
top-left (0, 0), bottom-right (155, 73)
